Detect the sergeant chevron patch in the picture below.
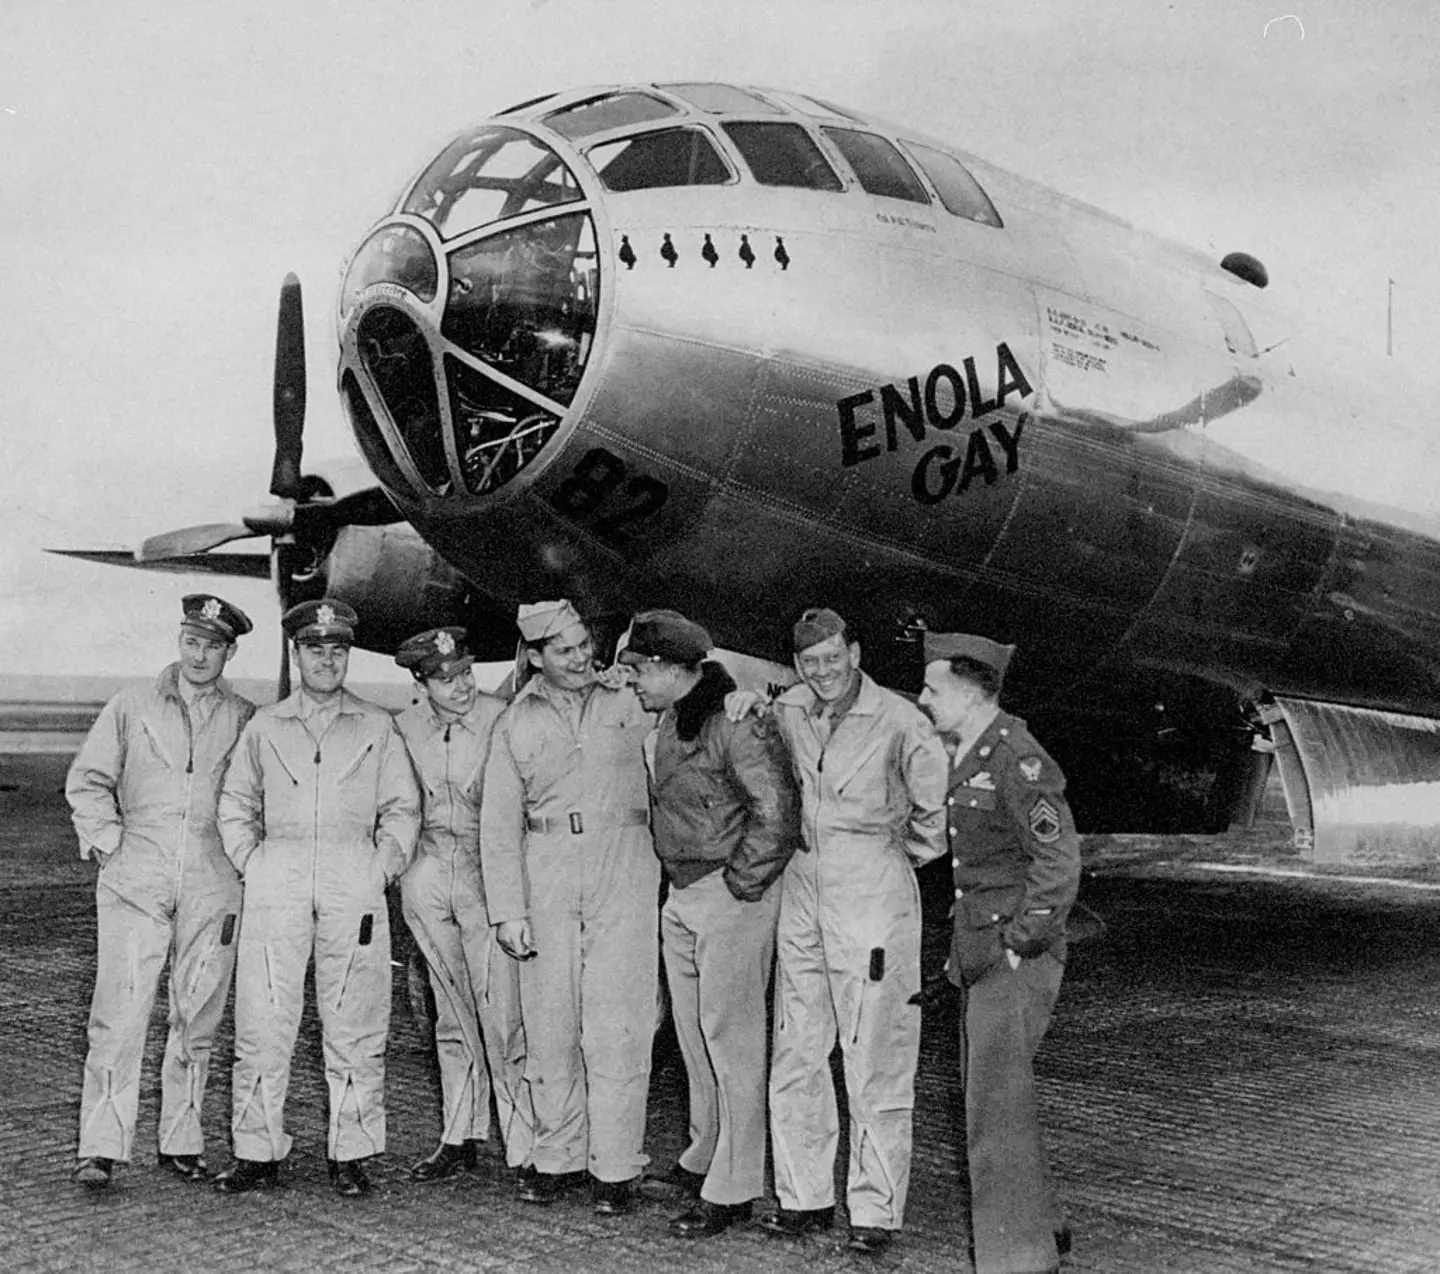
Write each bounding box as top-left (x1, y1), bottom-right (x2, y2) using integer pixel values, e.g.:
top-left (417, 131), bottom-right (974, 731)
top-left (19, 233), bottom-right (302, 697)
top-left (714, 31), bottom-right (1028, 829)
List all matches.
top-left (1029, 797), bottom-right (1061, 843)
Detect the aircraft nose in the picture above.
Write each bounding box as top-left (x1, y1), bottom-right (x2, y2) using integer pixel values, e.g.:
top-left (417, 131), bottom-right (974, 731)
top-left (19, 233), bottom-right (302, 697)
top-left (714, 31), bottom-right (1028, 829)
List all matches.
top-left (337, 126), bottom-right (600, 506)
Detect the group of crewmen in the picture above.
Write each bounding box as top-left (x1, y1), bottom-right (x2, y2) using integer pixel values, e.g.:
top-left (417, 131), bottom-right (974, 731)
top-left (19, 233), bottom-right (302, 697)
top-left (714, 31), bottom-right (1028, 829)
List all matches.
top-left (66, 589), bottom-right (1081, 1274)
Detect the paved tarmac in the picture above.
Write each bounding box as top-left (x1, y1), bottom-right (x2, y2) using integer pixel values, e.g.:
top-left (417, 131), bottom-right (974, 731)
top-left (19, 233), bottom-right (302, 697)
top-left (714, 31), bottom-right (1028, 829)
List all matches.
top-left (2, 751), bottom-right (1439, 1272)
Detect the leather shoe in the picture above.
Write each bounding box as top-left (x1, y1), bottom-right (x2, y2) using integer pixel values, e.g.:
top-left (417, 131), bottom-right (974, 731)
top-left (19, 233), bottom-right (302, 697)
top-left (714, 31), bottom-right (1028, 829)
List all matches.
top-left (410, 1141), bottom-right (477, 1181)
top-left (73, 1157), bottom-right (112, 1187)
top-left (647, 1162), bottom-right (705, 1198)
top-left (592, 1176), bottom-right (636, 1216)
top-left (848, 1226), bottom-right (896, 1254)
top-left (757, 1206), bottom-right (834, 1236)
top-left (213, 1159), bottom-right (279, 1194)
top-left (328, 1158), bottom-right (370, 1197)
top-left (515, 1165), bottom-right (588, 1205)
top-left (670, 1198), bottom-right (753, 1237)
top-left (157, 1152), bottom-right (209, 1182)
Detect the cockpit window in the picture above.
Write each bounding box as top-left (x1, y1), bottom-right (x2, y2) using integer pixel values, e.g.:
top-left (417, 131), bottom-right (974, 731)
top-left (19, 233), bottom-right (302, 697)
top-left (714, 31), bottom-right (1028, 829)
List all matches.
top-left (763, 90), bottom-right (860, 120)
top-left (661, 83), bottom-right (782, 114)
top-left (587, 128), bottom-right (730, 191)
top-left (821, 128), bottom-right (928, 203)
top-left (544, 92), bottom-right (677, 140)
top-left (442, 211), bottom-right (598, 408)
top-left (903, 143), bottom-right (1003, 227)
top-left (721, 122), bottom-right (843, 191)
top-left (403, 127), bottom-right (581, 240)
top-left (498, 92), bottom-right (558, 115)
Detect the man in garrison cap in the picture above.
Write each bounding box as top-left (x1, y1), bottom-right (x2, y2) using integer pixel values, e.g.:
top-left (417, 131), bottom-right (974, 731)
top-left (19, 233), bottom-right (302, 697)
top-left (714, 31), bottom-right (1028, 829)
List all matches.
top-left (917, 632), bottom-right (1080, 1274)
top-left (68, 595), bottom-right (256, 1188)
top-left (758, 608), bottom-right (948, 1255)
top-left (480, 600), bottom-right (660, 1216)
top-left (392, 627), bottom-right (535, 1181)
top-left (619, 610), bottom-right (799, 1238)
top-left (215, 598), bottom-right (420, 1198)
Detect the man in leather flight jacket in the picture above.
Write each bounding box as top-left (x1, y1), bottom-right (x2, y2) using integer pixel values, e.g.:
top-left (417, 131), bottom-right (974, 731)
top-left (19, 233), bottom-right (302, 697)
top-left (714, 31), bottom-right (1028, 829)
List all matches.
top-left (620, 609), bottom-right (799, 1238)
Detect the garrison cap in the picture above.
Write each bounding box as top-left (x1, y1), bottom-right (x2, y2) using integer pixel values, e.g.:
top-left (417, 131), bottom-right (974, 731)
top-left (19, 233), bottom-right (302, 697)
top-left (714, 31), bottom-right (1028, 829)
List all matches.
top-left (792, 607), bottom-right (848, 654)
top-left (395, 626), bottom-right (473, 680)
top-left (617, 609), bottom-right (713, 667)
top-left (516, 599), bottom-right (583, 643)
top-left (283, 598), bottom-right (357, 644)
top-left (924, 631), bottom-right (1016, 677)
top-left (180, 594), bottom-right (252, 643)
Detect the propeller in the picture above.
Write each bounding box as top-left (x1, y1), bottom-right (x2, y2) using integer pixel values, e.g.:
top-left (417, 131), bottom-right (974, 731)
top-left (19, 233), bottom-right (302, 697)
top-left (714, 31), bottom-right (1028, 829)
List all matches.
top-left (127, 272), bottom-right (400, 700)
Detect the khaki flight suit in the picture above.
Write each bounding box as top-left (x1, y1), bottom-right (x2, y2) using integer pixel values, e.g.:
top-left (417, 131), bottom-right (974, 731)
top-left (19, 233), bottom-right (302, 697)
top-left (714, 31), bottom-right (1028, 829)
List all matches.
top-left (67, 665), bottom-right (255, 1163)
top-left (480, 677), bottom-right (658, 1183)
top-left (945, 711), bottom-right (1080, 1274)
top-left (769, 672), bottom-right (947, 1230)
top-left (219, 690), bottom-right (420, 1163)
top-left (396, 694), bottom-right (535, 1165)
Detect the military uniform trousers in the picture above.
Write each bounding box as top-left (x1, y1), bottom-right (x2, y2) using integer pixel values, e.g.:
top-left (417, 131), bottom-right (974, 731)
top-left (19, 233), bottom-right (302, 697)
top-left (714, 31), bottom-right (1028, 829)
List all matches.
top-left (661, 868), bottom-right (780, 1206)
top-left (962, 950), bottom-right (1066, 1274)
top-left (79, 868), bottom-right (240, 1161)
top-left (230, 867), bottom-right (391, 1164)
top-left (769, 838), bottom-right (922, 1230)
top-left (401, 853), bottom-right (534, 1165)
top-left (518, 826), bottom-right (659, 1182)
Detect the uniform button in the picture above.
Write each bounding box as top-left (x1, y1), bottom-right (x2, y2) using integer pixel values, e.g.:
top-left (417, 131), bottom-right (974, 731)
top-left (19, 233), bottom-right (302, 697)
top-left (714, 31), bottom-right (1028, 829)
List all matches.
top-left (979, 746), bottom-right (991, 758)
top-left (954, 888), bottom-right (964, 899)
top-left (947, 797), bottom-right (955, 806)
top-left (969, 799), bottom-right (977, 807)
top-left (949, 826), bottom-right (956, 836)
top-left (951, 856), bottom-right (959, 868)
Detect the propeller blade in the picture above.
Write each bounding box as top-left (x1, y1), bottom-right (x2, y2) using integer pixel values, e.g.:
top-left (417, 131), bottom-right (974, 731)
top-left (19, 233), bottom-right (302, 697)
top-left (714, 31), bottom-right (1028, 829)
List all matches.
top-left (136, 523), bottom-right (259, 562)
top-left (272, 540), bottom-right (298, 700)
top-left (47, 548), bottom-right (272, 578)
top-left (270, 272), bottom-right (306, 499)
top-left (305, 486), bottom-right (401, 529)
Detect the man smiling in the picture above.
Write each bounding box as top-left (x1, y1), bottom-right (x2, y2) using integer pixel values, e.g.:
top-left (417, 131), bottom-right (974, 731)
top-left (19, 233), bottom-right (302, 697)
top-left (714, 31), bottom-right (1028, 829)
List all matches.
top-left (394, 626), bottom-right (534, 1181)
top-left (216, 599), bottom-right (420, 1198)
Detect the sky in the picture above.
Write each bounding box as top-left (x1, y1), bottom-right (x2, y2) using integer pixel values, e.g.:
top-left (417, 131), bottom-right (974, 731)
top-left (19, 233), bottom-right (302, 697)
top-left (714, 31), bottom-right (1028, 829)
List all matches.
top-left (2, 0), bottom-right (1437, 692)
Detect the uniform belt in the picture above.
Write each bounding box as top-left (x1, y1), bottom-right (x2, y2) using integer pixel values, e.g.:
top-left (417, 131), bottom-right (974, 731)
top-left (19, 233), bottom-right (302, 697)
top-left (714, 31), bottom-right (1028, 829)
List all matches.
top-left (525, 808), bottom-right (649, 835)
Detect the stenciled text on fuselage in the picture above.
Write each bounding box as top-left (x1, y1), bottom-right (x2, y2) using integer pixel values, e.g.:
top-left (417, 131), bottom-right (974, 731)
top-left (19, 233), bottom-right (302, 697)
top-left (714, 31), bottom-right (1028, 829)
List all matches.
top-left (836, 342), bottom-right (1034, 505)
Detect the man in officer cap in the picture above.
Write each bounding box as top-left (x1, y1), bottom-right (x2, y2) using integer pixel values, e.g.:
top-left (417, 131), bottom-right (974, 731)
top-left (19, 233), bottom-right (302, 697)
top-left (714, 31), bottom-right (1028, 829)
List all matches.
top-left (619, 609), bottom-right (799, 1237)
top-left (761, 608), bottom-right (948, 1254)
top-left (480, 600), bottom-right (659, 1216)
top-left (393, 626), bottom-right (535, 1181)
top-left (918, 632), bottom-right (1080, 1274)
top-left (216, 598), bottom-right (420, 1198)
top-left (68, 594), bottom-right (256, 1188)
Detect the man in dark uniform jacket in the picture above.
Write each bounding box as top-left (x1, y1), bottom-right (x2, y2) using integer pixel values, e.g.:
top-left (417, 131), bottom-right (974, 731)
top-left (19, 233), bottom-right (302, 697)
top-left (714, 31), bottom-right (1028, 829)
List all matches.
top-left (620, 609), bottom-right (799, 1238)
top-left (918, 632), bottom-right (1080, 1274)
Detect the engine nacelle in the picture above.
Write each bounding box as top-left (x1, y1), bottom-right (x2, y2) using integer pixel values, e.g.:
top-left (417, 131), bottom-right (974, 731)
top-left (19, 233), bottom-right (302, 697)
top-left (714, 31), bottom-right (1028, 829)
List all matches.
top-left (320, 525), bottom-right (516, 659)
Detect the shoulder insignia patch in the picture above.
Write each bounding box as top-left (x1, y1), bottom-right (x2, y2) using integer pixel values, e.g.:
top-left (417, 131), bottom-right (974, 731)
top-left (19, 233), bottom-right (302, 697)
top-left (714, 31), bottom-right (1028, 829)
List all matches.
top-left (1029, 797), bottom-right (1061, 843)
top-left (1019, 756), bottom-right (1043, 782)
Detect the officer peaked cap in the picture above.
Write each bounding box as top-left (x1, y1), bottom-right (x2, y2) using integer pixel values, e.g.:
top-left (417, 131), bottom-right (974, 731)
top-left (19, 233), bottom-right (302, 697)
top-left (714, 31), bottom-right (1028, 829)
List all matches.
top-left (283, 598), bottom-right (358, 643)
top-left (180, 594), bottom-right (252, 643)
top-left (395, 626), bottom-right (474, 680)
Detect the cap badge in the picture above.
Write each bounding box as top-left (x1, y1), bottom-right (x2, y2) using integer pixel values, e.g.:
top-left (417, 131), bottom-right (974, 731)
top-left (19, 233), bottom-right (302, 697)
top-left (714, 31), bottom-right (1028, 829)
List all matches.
top-left (317, 604), bottom-right (336, 627)
top-left (201, 598), bottom-right (222, 621)
top-left (435, 630), bottom-right (455, 655)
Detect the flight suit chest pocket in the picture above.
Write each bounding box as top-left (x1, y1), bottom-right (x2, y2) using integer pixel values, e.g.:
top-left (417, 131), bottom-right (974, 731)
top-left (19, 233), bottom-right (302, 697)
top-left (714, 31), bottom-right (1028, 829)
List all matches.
top-left (138, 721), bottom-right (176, 771)
top-left (336, 740), bottom-right (377, 783)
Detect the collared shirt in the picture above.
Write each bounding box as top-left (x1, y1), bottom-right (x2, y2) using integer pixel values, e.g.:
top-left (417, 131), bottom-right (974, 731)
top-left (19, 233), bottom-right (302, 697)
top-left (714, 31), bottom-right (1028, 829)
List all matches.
top-left (807, 672), bottom-right (863, 742)
top-left (177, 673), bottom-right (222, 733)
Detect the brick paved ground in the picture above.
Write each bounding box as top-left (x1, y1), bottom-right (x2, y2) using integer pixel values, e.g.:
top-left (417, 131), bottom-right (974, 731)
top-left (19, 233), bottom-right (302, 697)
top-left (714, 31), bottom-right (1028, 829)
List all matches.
top-left (3, 752), bottom-right (1440, 1273)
